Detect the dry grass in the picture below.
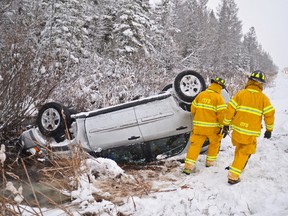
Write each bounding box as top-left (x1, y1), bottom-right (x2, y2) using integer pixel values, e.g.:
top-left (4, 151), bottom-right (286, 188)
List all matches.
top-left (0, 142), bottom-right (89, 215)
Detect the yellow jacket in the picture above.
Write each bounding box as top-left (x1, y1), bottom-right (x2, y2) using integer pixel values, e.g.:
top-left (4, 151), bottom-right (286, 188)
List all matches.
top-left (223, 80), bottom-right (275, 144)
top-left (191, 83), bottom-right (227, 135)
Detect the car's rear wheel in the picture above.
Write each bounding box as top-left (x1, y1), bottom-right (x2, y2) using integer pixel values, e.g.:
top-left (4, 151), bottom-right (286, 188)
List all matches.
top-left (173, 70), bottom-right (206, 103)
top-left (36, 102), bottom-right (73, 141)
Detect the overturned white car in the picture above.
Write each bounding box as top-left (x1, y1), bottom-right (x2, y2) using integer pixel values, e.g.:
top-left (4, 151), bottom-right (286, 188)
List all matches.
top-left (20, 70), bottom-right (229, 163)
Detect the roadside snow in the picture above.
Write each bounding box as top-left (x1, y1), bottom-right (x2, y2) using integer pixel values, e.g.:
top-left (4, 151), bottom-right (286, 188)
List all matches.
top-left (20, 71), bottom-right (288, 215)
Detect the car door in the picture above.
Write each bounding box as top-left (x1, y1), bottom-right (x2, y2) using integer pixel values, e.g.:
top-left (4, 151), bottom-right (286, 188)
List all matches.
top-left (134, 96), bottom-right (192, 142)
top-left (84, 107), bottom-right (143, 150)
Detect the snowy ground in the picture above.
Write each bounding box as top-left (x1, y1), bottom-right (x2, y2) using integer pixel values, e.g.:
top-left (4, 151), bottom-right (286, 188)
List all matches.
top-left (19, 71), bottom-right (288, 215)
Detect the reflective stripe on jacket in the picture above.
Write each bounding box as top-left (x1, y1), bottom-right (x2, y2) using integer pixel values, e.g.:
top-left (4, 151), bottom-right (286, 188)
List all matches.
top-left (191, 83), bottom-right (227, 135)
top-left (223, 81), bottom-right (275, 143)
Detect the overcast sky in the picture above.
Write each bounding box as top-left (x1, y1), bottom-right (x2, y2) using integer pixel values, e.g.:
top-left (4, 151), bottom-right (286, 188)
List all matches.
top-left (207, 0), bottom-right (288, 71)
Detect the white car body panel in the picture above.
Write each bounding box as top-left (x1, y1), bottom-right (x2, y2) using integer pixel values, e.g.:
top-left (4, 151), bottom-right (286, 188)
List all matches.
top-left (72, 92), bottom-right (191, 152)
top-left (84, 107), bottom-right (143, 150)
top-left (135, 96), bottom-right (191, 141)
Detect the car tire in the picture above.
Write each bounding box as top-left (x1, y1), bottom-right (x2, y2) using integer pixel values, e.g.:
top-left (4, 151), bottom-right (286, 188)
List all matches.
top-left (36, 102), bottom-right (72, 140)
top-left (173, 70), bottom-right (206, 103)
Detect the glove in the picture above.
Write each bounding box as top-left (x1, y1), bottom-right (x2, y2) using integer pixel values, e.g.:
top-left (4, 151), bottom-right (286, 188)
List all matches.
top-left (221, 125), bottom-right (230, 138)
top-left (264, 131), bottom-right (272, 139)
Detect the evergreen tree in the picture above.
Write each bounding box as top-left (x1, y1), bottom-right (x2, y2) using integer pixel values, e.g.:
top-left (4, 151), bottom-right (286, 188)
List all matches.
top-left (243, 27), bottom-right (258, 72)
top-left (206, 10), bottom-right (220, 71)
top-left (151, 0), bottom-right (181, 71)
top-left (93, 0), bottom-right (119, 55)
top-left (215, 0), bottom-right (242, 73)
top-left (36, 0), bottom-right (96, 79)
top-left (173, 0), bottom-right (212, 71)
top-left (110, 0), bottom-right (155, 59)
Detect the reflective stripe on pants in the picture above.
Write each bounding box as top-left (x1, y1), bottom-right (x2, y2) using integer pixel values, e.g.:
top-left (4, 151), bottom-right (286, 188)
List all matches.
top-left (185, 133), bottom-right (221, 163)
top-left (230, 137), bottom-right (256, 177)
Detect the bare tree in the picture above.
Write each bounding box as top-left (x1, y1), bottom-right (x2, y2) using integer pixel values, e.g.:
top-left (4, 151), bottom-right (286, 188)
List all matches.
top-left (0, 0), bottom-right (56, 140)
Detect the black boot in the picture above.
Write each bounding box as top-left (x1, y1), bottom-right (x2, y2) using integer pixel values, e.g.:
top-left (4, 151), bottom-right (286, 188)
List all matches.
top-left (228, 178), bottom-right (241, 185)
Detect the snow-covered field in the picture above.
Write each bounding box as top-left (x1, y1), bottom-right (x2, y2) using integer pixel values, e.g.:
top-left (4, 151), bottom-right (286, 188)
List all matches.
top-left (19, 71), bottom-right (288, 215)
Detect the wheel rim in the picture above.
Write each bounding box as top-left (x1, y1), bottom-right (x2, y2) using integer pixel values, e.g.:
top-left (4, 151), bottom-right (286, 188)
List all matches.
top-left (41, 108), bottom-right (61, 131)
top-left (180, 75), bottom-right (202, 97)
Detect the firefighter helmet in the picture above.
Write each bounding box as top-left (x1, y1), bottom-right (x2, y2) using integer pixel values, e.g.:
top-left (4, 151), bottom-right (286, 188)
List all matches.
top-left (211, 77), bottom-right (226, 88)
top-left (249, 70), bottom-right (266, 83)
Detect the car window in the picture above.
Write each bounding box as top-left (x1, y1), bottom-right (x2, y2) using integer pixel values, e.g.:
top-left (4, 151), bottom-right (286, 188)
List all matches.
top-left (95, 132), bottom-right (190, 163)
top-left (146, 132), bottom-right (190, 160)
top-left (95, 143), bottom-right (147, 164)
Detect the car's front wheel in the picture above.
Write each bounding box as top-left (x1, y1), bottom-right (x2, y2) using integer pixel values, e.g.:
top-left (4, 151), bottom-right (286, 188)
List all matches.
top-left (173, 70), bottom-right (206, 104)
top-left (36, 102), bottom-right (73, 141)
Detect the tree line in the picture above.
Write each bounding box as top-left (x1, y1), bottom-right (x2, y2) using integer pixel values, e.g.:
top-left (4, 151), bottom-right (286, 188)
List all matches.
top-left (0, 0), bottom-right (278, 140)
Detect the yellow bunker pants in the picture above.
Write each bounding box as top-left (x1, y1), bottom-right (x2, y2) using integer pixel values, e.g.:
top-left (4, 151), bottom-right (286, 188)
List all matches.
top-left (229, 137), bottom-right (257, 179)
top-left (185, 133), bottom-right (222, 166)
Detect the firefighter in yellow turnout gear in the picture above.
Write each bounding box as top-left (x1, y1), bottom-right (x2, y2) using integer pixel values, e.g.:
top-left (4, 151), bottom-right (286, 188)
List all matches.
top-left (183, 77), bottom-right (227, 174)
top-left (223, 70), bottom-right (275, 184)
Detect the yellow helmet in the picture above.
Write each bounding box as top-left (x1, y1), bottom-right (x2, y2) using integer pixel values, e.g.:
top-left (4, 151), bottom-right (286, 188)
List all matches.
top-left (211, 77), bottom-right (226, 88)
top-left (249, 70), bottom-right (266, 83)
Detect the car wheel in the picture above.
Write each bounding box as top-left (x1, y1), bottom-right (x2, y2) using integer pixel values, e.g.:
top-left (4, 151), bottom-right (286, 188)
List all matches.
top-left (36, 102), bottom-right (72, 140)
top-left (173, 70), bottom-right (206, 103)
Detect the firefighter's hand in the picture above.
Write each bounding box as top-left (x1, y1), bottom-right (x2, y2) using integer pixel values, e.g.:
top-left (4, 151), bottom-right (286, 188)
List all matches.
top-left (264, 131), bottom-right (272, 139)
top-left (222, 125), bottom-right (230, 138)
